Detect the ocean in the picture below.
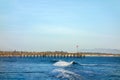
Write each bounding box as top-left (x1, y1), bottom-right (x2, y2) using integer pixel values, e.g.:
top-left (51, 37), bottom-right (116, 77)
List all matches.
top-left (0, 57), bottom-right (120, 80)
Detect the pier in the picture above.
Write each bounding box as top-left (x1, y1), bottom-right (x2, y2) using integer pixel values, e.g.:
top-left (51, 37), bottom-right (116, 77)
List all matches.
top-left (0, 51), bottom-right (119, 57)
top-left (0, 51), bottom-right (84, 58)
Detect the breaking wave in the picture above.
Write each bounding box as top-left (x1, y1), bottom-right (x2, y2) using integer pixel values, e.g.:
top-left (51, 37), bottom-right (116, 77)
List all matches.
top-left (52, 68), bottom-right (83, 80)
top-left (52, 60), bottom-right (119, 67)
top-left (53, 60), bottom-right (74, 67)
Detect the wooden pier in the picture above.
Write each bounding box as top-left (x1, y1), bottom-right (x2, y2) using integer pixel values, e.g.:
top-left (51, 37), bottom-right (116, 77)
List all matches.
top-left (0, 51), bottom-right (85, 58)
top-left (0, 51), bottom-right (119, 57)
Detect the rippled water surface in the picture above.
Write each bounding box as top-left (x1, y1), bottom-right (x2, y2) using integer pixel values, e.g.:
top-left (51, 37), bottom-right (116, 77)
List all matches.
top-left (0, 57), bottom-right (120, 80)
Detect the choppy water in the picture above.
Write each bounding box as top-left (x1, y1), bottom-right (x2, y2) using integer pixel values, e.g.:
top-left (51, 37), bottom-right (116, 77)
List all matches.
top-left (0, 57), bottom-right (120, 80)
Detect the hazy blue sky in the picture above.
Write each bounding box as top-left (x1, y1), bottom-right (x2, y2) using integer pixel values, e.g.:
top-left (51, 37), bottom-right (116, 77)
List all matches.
top-left (0, 0), bottom-right (120, 52)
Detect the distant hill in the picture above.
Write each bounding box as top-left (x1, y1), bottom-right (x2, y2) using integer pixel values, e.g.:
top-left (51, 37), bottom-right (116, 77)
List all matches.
top-left (80, 48), bottom-right (120, 54)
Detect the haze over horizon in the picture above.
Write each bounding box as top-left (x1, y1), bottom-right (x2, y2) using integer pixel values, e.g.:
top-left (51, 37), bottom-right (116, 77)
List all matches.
top-left (0, 0), bottom-right (120, 52)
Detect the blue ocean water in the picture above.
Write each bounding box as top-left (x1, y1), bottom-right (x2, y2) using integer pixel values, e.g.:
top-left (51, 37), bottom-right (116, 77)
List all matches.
top-left (0, 57), bottom-right (120, 80)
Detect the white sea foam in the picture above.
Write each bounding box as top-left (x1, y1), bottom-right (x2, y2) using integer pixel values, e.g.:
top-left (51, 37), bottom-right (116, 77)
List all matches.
top-left (52, 68), bottom-right (82, 80)
top-left (53, 60), bottom-right (73, 67)
top-left (80, 64), bottom-right (98, 66)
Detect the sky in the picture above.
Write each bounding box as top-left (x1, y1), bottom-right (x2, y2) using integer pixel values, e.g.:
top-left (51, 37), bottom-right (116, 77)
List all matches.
top-left (0, 0), bottom-right (120, 52)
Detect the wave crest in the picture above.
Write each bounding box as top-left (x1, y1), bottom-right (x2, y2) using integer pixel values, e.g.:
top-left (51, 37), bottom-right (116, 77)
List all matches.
top-left (53, 60), bottom-right (74, 67)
